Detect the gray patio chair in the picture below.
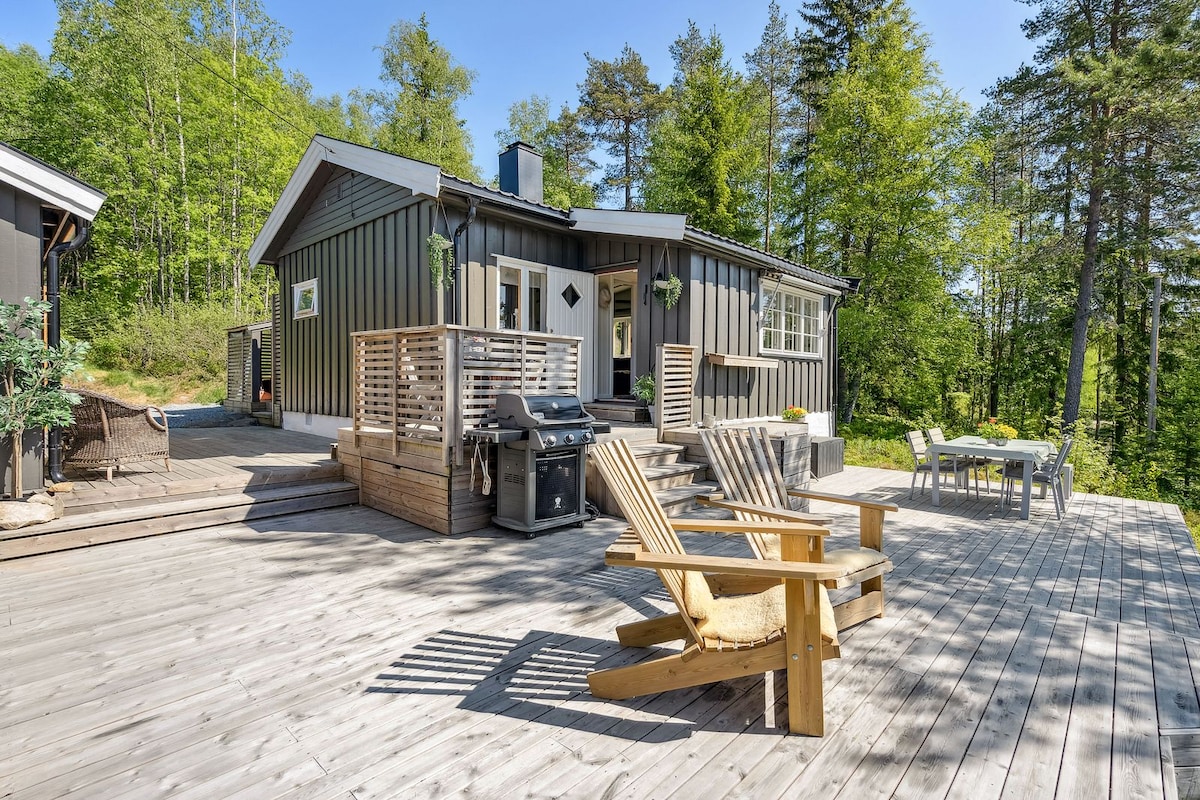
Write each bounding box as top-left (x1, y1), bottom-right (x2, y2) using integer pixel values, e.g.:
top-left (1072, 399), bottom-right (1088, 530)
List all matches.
top-left (906, 430), bottom-right (969, 500)
top-left (1001, 436), bottom-right (1073, 519)
top-left (927, 426), bottom-right (992, 498)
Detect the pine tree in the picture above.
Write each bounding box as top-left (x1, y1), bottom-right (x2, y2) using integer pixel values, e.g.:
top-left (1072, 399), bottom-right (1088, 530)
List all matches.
top-left (578, 45), bottom-right (665, 210)
top-left (746, 2), bottom-right (799, 252)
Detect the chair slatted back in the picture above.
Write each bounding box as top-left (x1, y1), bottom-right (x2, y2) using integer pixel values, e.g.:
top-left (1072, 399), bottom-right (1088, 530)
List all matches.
top-left (906, 430), bottom-right (929, 464)
top-left (589, 439), bottom-right (707, 647)
top-left (1048, 436), bottom-right (1073, 476)
top-left (699, 427), bottom-right (795, 558)
top-left (927, 427), bottom-right (946, 444)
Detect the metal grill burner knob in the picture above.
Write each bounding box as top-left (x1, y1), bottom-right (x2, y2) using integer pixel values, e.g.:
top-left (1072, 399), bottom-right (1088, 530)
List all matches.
top-left (544, 434), bottom-right (557, 447)
top-left (564, 433), bottom-right (575, 445)
top-left (582, 431), bottom-right (592, 442)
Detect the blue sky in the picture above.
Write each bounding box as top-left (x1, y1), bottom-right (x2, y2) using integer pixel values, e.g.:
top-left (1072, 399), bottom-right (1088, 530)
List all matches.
top-left (4, 1), bottom-right (1037, 178)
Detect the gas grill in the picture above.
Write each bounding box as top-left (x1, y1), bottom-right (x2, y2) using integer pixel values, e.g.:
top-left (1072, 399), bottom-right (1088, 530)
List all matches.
top-left (490, 392), bottom-right (598, 535)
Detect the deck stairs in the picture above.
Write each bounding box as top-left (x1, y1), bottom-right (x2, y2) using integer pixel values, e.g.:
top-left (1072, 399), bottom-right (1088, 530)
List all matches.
top-left (0, 463), bottom-right (358, 561)
top-left (590, 423), bottom-right (717, 517)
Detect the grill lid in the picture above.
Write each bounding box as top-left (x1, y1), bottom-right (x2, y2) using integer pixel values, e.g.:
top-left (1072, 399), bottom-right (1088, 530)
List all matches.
top-left (495, 392), bottom-right (595, 429)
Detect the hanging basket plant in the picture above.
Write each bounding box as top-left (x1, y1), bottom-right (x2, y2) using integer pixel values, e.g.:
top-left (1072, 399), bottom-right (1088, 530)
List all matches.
top-left (426, 232), bottom-right (455, 289)
top-left (652, 273), bottom-right (683, 309)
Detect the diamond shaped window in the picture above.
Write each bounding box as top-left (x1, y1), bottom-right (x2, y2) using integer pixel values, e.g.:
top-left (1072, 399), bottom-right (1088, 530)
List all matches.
top-left (561, 283), bottom-right (582, 308)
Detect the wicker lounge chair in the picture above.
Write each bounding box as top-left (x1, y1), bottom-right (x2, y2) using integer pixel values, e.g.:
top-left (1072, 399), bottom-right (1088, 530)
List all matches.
top-left (63, 388), bottom-right (171, 480)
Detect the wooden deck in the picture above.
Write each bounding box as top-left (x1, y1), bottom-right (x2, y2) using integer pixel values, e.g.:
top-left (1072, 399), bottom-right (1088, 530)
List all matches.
top-left (3, 463), bottom-right (1200, 798)
top-left (57, 426), bottom-right (338, 493)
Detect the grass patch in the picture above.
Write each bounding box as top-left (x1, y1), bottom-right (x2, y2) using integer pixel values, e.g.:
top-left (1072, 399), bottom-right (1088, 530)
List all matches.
top-left (844, 437), bottom-right (911, 471)
top-left (70, 365), bottom-right (225, 407)
top-left (1184, 509), bottom-right (1200, 552)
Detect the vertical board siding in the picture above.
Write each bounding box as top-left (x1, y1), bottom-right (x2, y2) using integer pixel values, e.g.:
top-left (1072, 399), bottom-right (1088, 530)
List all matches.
top-left (690, 251), bottom-right (831, 422)
top-left (279, 199), bottom-right (580, 420)
top-left (0, 187), bottom-right (41, 303)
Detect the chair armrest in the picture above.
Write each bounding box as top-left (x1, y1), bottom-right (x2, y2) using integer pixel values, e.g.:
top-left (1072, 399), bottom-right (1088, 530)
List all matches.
top-left (786, 488), bottom-right (899, 513)
top-left (604, 548), bottom-right (848, 582)
top-left (695, 494), bottom-right (835, 525)
top-left (668, 519), bottom-right (830, 537)
top-left (145, 406), bottom-right (169, 432)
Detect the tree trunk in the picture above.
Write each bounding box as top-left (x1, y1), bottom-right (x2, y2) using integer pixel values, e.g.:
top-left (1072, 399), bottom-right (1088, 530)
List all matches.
top-left (1063, 126), bottom-right (1106, 428)
top-left (9, 432), bottom-right (22, 499)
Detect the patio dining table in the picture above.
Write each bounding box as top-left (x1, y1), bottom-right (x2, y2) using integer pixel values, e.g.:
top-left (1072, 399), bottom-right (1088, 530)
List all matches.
top-left (928, 435), bottom-right (1056, 520)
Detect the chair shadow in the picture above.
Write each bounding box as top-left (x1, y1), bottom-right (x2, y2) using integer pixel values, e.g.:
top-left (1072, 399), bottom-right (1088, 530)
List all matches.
top-left (367, 629), bottom-right (791, 741)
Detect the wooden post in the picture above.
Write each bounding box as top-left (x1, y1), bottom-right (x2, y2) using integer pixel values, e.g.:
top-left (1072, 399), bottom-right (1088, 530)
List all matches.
top-left (781, 531), bottom-right (823, 736)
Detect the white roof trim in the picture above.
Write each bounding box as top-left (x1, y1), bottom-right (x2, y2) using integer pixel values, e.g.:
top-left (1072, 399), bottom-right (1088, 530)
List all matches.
top-left (569, 208), bottom-right (686, 240)
top-left (0, 143), bottom-right (106, 220)
top-left (248, 135), bottom-right (443, 266)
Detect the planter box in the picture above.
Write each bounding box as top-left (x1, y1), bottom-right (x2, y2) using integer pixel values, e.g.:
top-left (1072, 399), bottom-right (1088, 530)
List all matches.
top-left (0, 429), bottom-right (44, 498)
top-left (771, 427), bottom-right (811, 512)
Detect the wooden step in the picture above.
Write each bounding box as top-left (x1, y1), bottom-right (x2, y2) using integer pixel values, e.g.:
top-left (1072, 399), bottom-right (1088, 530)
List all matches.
top-left (639, 461), bottom-right (708, 491)
top-left (586, 401), bottom-right (649, 423)
top-left (630, 442), bottom-right (688, 468)
top-left (658, 480), bottom-right (720, 516)
top-left (0, 480), bottom-right (359, 561)
top-left (60, 463), bottom-right (345, 515)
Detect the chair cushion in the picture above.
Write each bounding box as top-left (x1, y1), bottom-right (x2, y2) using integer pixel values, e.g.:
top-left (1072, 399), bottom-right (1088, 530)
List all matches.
top-left (824, 546), bottom-right (890, 573)
top-left (683, 571), bottom-right (838, 646)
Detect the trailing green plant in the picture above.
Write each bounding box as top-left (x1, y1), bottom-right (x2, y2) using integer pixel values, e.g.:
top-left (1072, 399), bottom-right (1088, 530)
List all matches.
top-left (426, 232), bottom-right (455, 289)
top-left (632, 373), bottom-right (655, 403)
top-left (652, 273), bottom-right (683, 309)
top-left (0, 298), bottom-right (88, 497)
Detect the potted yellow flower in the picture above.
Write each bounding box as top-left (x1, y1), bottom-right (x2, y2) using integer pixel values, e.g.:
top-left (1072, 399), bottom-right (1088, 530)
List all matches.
top-left (977, 418), bottom-right (1018, 445)
top-left (781, 405), bottom-right (807, 422)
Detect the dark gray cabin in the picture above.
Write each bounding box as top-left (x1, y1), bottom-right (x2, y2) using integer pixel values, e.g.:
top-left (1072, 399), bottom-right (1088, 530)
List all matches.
top-left (249, 135), bottom-right (855, 439)
top-left (0, 142), bottom-right (106, 495)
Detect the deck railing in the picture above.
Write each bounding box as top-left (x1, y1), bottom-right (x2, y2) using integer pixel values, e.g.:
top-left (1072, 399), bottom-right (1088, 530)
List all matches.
top-left (352, 325), bottom-right (581, 466)
top-left (656, 343), bottom-right (698, 436)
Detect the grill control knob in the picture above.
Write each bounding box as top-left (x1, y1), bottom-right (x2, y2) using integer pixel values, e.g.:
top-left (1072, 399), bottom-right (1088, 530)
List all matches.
top-left (544, 434), bottom-right (557, 447)
top-left (581, 431), bottom-right (593, 443)
top-left (564, 433), bottom-right (575, 445)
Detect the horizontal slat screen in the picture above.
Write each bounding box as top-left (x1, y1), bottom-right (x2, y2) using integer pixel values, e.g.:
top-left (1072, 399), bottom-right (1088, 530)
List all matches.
top-left (352, 325), bottom-right (580, 465)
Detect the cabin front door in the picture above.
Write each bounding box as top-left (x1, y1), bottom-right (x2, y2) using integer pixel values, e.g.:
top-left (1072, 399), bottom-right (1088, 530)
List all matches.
top-left (596, 271), bottom-right (637, 399)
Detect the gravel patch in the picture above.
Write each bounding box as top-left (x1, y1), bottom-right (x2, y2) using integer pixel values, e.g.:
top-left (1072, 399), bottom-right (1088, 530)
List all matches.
top-left (161, 403), bottom-right (259, 428)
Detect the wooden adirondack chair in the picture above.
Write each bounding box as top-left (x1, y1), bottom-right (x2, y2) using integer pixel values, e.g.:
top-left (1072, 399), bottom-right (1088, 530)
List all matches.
top-left (588, 438), bottom-right (852, 736)
top-left (698, 427), bottom-right (898, 633)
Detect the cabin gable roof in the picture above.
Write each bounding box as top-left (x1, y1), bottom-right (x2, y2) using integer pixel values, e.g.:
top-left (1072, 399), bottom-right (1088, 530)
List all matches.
top-left (0, 142), bottom-right (107, 220)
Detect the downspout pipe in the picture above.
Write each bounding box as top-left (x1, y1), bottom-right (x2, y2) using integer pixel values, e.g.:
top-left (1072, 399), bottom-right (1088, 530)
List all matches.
top-left (450, 198), bottom-right (478, 326)
top-left (46, 222), bottom-right (90, 484)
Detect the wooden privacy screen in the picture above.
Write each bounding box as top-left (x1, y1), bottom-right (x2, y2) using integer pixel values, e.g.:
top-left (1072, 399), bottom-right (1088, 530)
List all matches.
top-left (352, 325), bottom-right (581, 466)
top-left (656, 343), bottom-right (697, 436)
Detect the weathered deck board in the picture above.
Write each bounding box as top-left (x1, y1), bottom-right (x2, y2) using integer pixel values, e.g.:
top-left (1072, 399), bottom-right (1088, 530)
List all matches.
top-left (2, 460), bottom-right (1200, 799)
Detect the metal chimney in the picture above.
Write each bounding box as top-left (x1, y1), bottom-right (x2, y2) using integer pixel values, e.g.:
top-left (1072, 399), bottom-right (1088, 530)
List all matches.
top-left (498, 141), bottom-right (544, 204)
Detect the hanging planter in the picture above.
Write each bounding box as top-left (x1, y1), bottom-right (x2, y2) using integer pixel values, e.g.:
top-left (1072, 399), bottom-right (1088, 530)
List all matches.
top-left (652, 273), bottom-right (682, 309)
top-left (426, 232), bottom-right (455, 289)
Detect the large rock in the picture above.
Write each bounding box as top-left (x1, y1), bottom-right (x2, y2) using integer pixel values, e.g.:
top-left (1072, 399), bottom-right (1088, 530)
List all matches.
top-left (0, 499), bottom-right (58, 530)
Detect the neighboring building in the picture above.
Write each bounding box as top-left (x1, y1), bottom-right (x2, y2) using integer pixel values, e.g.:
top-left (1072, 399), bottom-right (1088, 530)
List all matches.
top-left (0, 142), bottom-right (107, 494)
top-left (248, 135), bottom-right (856, 439)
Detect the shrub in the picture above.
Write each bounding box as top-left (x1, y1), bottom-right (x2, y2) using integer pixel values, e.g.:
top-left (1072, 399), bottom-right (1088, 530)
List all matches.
top-left (88, 302), bottom-right (242, 381)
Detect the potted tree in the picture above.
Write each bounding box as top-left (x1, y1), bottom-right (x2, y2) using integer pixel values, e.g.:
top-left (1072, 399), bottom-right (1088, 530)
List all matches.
top-left (0, 298), bottom-right (87, 498)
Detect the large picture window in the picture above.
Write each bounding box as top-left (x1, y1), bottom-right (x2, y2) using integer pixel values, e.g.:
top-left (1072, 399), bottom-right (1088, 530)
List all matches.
top-left (761, 286), bottom-right (822, 357)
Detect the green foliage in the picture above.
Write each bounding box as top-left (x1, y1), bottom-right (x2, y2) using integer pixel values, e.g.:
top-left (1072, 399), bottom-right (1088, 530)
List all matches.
top-left (802, 3), bottom-right (1000, 422)
top-left (0, 298), bottom-right (89, 495)
top-left (426, 233), bottom-right (454, 289)
top-left (644, 27), bottom-right (761, 242)
top-left (371, 14), bottom-right (478, 180)
top-left (579, 45), bottom-right (666, 210)
top-left (632, 373), bottom-right (655, 402)
top-left (495, 96), bottom-right (597, 208)
top-left (88, 302), bottom-right (239, 381)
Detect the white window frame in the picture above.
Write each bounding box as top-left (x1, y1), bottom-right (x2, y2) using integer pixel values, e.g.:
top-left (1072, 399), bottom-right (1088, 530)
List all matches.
top-left (495, 255), bottom-right (548, 332)
top-left (760, 283), bottom-right (823, 359)
top-left (292, 278), bottom-right (318, 320)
